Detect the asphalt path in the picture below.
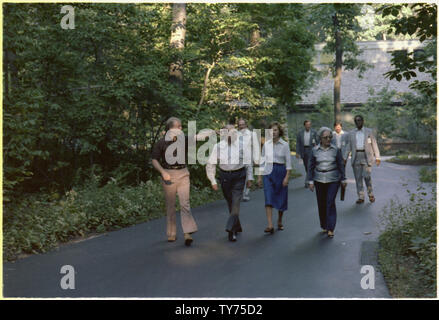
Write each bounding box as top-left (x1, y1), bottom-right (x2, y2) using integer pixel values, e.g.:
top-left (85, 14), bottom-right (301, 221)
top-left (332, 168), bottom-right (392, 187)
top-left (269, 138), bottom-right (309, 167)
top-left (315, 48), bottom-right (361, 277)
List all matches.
top-left (3, 157), bottom-right (422, 298)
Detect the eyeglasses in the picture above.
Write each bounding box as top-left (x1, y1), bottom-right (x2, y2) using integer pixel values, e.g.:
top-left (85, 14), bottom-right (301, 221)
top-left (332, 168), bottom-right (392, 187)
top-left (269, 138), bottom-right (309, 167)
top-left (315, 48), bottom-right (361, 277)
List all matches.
top-left (322, 136), bottom-right (332, 140)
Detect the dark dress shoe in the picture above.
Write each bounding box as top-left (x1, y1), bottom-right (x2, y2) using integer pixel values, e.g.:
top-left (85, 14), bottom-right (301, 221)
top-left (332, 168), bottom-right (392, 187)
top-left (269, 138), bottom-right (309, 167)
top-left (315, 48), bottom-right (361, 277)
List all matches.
top-left (356, 199), bottom-right (365, 204)
top-left (369, 195), bottom-right (375, 203)
top-left (184, 233), bottom-right (193, 246)
top-left (228, 231), bottom-right (237, 242)
top-left (264, 227), bottom-right (274, 234)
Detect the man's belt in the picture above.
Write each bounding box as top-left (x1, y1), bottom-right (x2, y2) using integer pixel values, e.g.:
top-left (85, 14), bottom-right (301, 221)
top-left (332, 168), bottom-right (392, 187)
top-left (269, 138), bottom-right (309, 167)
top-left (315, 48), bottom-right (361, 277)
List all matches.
top-left (164, 164), bottom-right (187, 170)
top-left (220, 167), bottom-right (245, 173)
top-left (304, 146), bottom-right (311, 148)
top-left (356, 150), bottom-right (365, 152)
top-left (316, 168), bottom-right (337, 173)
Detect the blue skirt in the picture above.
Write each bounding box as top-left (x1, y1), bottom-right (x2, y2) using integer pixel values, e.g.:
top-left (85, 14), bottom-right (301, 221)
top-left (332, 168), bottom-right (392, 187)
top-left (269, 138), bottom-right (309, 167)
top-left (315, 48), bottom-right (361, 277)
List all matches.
top-left (263, 163), bottom-right (288, 211)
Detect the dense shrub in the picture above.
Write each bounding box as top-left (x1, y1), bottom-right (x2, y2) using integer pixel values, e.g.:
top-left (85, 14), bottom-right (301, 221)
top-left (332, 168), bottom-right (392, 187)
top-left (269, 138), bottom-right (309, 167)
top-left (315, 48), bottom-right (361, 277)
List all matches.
top-left (418, 166), bottom-right (436, 183)
top-left (386, 155), bottom-right (436, 166)
top-left (378, 186), bottom-right (436, 297)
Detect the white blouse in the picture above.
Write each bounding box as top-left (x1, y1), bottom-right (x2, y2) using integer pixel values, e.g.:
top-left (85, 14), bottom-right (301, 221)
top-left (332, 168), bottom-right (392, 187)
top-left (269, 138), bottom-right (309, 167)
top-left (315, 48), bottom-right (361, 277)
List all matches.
top-left (259, 138), bottom-right (292, 175)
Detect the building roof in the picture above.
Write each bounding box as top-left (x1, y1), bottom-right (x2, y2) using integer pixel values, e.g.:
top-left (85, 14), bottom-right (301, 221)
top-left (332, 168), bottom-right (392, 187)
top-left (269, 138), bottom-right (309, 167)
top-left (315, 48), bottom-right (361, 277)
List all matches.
top-left (299, 40), bottom-right (433, 105)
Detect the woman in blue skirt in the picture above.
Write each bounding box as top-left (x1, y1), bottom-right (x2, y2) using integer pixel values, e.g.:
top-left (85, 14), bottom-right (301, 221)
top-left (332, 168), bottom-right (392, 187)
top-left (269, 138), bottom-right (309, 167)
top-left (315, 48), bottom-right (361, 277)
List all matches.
top-left (257, 122), bottom-right (292, 234)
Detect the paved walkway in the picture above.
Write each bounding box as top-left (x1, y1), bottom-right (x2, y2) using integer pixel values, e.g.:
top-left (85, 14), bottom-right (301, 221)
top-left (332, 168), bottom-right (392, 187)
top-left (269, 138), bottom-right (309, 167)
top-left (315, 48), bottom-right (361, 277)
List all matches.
top-left (3, 157), bottom-right (422, 298)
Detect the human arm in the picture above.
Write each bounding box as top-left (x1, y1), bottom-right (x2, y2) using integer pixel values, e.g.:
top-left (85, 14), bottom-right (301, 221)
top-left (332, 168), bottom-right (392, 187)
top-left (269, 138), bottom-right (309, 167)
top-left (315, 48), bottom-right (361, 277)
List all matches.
top-left (206, 144), bottom-right (218, 189)
top-left (283, 142), bottom-right (292, 186)
top-left (296, 132), bottom-right (302, 158)
top-left (370, 131), bottom-right (381, 166)
top-left (343, 134), bottom-right (351, 165)
top-left (336, 148), bottom-right (347, 187)
top-left (307, 149), bottom-right (316, 191)
top-left (152, 159), bottom-right (170, 181)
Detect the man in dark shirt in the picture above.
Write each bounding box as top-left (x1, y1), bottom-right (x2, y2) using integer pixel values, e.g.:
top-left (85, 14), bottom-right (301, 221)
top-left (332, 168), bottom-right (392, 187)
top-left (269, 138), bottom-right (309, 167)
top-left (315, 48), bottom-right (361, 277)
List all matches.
top-left (151, 117), bottom-right (198, 246)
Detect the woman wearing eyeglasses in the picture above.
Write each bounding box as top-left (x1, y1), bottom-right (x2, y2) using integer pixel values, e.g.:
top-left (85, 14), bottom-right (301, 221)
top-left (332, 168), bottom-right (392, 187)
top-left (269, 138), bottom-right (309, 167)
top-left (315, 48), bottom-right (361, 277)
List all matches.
top-left (307, 127), bottom-right (347, 238)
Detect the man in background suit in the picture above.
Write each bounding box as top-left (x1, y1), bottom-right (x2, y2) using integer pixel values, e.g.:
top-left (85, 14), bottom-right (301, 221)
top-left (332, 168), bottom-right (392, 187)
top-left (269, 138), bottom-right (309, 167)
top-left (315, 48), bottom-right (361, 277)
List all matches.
top-left (296, 120), bottom-right (318, 188)
top-left (344, 115), bottom-right (381, 204)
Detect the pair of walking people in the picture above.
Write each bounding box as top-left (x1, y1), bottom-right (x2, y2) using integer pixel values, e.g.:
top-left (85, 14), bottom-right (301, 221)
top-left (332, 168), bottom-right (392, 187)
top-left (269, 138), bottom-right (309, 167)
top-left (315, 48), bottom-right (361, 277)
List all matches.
top-left (152, 118), bottom-right (256, 245)
top-left (206, 121), bottom-right (293, 241)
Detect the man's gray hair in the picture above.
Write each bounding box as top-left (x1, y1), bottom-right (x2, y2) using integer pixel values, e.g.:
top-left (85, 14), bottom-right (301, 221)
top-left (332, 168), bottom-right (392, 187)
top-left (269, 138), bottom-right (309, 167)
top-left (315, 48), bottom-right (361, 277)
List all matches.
top-left (165, 117), bottom-right (181, 131)
top-left (317, 126), bottom-right (333, 139)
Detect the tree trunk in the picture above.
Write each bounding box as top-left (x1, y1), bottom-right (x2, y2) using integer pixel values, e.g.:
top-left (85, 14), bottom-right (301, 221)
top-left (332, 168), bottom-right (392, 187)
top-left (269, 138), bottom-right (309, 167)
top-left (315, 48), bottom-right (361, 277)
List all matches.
top-left (169, 3), bottom-right (186, 88)
top-left (196, 61), bottom-right (215, 114)
top-left (333, 14), bottom-right (342, 123)
top-left (283, 104), bottom-right (289, 140)
top-left (250, 27), bottom-right (261, 48)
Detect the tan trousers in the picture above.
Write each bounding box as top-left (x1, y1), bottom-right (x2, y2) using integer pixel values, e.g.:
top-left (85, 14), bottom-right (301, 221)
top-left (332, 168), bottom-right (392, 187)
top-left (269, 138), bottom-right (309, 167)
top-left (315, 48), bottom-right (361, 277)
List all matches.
top-left (162, 168), bottom-right (198, 238)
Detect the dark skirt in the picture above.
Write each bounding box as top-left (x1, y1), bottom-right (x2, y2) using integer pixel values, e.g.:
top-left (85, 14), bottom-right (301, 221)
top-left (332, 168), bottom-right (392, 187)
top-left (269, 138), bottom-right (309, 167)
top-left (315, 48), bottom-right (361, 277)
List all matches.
top-left (263, 163), bottom-right (288, 211)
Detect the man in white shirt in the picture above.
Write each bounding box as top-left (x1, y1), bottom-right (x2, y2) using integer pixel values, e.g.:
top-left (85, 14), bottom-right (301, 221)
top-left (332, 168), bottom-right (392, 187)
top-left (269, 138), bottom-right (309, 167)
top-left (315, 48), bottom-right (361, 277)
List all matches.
top-left (238, 118), bottom-right (260, 202)
top-left (331, 121), bottom-right (345, 151)
top-left (344, 115), bottom-right (381, 204)
top-left (206, 124), bottom-right (254, 242)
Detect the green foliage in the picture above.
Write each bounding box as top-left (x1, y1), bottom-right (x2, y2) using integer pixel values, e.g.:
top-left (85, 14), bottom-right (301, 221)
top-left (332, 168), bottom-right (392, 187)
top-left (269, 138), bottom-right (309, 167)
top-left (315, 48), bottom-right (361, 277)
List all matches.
top-left (307, 93), bottom-right (334, 128)
top-left (380, 4), bottom-right (437, 97)
top-left (419, 166), bottom-right (436, 183)
top-left (351, 87), bottom-right (401, 139)
top-left (351, 87), bottom-right (437, 158)
top-left (306, 3), bottom-right (371, 77)
top-left (3, 3), bottom-right (317, 200)
top-left (378, 186), bottom-right (436, 297)
top-left (357, 4), bottom-right (417, 41)
top-left (387, 155), bottom-right (436, 166)
top-left (3, 3), bottom-right (180, 198)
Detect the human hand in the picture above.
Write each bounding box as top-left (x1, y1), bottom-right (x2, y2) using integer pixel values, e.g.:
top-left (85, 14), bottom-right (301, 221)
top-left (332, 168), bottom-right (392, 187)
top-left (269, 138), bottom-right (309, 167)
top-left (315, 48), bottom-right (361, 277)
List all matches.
top-left (309, 184), bottom-right (314, 192)
top-left (282, 177), bottom-right (289, 187)
top-left (341, 181), bottom-right (347, 188)
top-left (257, 177), bottom-right (263, 188)
top-left (162, 172), bottom-right (171, 181)
top-left (212, 184), bottom-right (219, 191)
top-left (247, 180), bottom-right (252, 189)
top-left (376, 159), bottom-right (381, 166)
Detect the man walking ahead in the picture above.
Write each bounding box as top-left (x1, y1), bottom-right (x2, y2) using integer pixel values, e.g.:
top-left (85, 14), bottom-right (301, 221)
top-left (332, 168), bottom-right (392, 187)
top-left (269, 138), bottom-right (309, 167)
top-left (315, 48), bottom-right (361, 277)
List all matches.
top-left (152, 117), bottom-right (198, 246)
top-left (344, 115), bottom-right (381, 204)
top-left (206, 124), bottom-right (254, 242)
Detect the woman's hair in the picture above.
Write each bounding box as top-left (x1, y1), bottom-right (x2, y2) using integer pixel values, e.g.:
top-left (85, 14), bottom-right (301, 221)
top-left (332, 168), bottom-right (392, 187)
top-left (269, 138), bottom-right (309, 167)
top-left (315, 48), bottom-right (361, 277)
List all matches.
top-left (269, 121), bottom-right (284, 137)
top-left (317, 126), bottom-right (333, 140)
